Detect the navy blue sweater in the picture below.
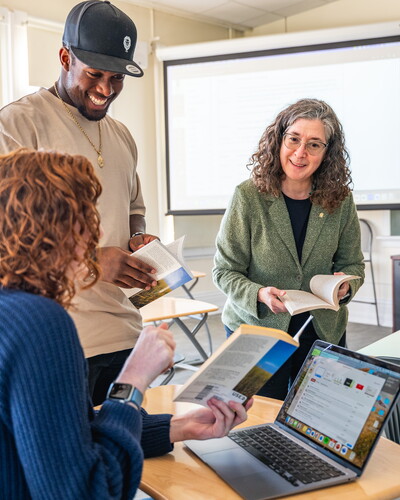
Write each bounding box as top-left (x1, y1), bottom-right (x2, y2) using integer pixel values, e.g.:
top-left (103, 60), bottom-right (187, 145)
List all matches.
top-left (0, 289), bottom-right (173, 499)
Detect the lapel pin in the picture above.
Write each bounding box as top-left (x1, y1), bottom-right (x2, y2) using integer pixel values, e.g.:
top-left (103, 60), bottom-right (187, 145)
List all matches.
top-left (319, 213), bottom-right (324, 218)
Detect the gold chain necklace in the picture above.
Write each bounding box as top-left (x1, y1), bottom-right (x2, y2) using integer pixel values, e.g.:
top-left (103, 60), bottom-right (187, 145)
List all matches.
top-left (54, 83), bottom-right (104, 168)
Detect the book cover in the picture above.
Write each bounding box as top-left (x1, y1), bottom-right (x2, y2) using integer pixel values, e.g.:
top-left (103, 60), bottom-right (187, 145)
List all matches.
top-left (173, 324), bottom-right (298, 406)
top-left (120, 236), bottom-right (193, 308)
top-left (280, 274), bottom-right (360, 316)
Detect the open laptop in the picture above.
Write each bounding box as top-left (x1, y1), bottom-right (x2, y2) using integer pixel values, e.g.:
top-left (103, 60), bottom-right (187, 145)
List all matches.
top-left (185, 340), bottom-right (400, 499)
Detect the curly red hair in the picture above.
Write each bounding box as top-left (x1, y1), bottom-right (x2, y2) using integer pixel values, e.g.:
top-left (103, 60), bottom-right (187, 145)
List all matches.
top-left (0, 149), bottom-right (102, 308)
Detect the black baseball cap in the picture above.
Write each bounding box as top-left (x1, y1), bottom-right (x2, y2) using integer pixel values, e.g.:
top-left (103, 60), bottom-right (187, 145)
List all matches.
top-left (62, 0), bottom-right (143, 77)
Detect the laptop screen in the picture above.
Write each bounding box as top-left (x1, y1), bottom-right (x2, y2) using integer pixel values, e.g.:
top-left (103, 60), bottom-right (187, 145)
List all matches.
top-left (276, 341), bottom-right (400, 470)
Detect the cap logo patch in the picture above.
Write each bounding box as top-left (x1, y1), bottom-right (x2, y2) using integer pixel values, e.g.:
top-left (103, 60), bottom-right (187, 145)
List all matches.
top-left (123, 36), bottom-right (131, 53)
top-left (126, 64), bottom-right (142, 75)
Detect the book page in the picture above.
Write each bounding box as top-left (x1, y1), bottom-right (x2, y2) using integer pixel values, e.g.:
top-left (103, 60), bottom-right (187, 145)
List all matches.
top-left (175, 335), bottom-right (280, 406)
top-left (281, 274), bottom-right (360, 315)
top-left (120, 237), bottom-right (192, 299)
top-left (310, 274), bottom-right (360, 307)
top-left (280, 290), bottom-right (335, 316)
top-left (131, 240), bottom-right (181, 278)
top-left (165, 236), bottom-right (184, 261)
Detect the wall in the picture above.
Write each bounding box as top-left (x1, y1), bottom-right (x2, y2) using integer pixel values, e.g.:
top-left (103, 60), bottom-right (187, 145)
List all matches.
top-left (0, 0), bottom-right (237, 300)
top-left (173, 0), bottom-right (400, 328)
top-left (250, 0), bottom-right (400, 36)
top-left (250, 0), bottom-right (400, 328)
top-left (2, 0), bottom-right (399, 327)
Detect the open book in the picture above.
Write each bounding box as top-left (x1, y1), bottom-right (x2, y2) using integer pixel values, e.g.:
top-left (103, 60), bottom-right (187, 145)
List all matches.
top-left (120, 236), bottom-right (193, 308)
top-left (173, 324), bottom-right (299, 407)
top-left (280, 274), bottom-right (360, 316)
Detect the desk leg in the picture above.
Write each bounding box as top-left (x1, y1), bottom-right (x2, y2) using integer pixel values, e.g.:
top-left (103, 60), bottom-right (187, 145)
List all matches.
top-left (182, 278), bottom-right (198, 299)
top-left (173, 315), bottom-right (209, 362)
top-left (181, 281), bottom-right (213, 355)
top-left (173, 362), bottom-right (198, 372)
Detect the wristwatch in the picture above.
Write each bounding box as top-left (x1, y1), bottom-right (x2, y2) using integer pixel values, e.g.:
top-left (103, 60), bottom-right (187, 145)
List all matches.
top-left (130, 231), bottom-right (144, 239)
top-left (339, 291), bottom-right (351, 304)
top-left (106, 382), bottom-right (143, 410)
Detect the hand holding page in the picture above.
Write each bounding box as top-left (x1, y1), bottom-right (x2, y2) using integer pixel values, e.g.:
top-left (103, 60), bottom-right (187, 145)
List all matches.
top-left (173, 324), bottom-right (299, 407)
top-left (280, 274), bottom-right (360, 316)
top-left (120, 236), bottom-right (193, 308)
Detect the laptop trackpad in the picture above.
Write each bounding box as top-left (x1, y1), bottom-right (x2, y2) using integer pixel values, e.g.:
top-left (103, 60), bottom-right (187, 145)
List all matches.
top-left (200, 448), bottom-right (294, 500)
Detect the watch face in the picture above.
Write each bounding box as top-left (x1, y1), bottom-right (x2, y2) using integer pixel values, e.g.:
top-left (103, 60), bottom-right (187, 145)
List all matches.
top-left (108, 383), bottom-right (132, 399)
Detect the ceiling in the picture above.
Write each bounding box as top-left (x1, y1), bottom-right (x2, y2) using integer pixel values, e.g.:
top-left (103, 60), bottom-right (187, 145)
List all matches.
top-left (126, 0), bottom-right (338, 31)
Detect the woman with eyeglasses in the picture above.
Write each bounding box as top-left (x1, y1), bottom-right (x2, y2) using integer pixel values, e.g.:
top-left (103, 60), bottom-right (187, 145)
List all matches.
top-left (213, 98), bottom-right (365, 400)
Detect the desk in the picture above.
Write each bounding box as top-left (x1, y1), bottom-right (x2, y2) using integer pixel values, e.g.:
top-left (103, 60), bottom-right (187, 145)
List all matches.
top-left (141, 297), bottom-right (218, 362)
top-left (182, 271), bottom-right (213, 354)
top-left (141, 385), bottom-right (400, 500)
top-left (358, 331), bottom-right (400, 358)
top-left (183, 270), bottom-right (207, 300)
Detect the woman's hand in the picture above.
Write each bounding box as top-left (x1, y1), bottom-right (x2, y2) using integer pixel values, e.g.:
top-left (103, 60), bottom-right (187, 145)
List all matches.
top-left (257, 287), bottom-right (288, 314)
top-left (115, 324), bottom-right (176, 394)
top-left (334, 272), bottom-right (350, 300)
top-left (170, 398), bottom-right (253, 442)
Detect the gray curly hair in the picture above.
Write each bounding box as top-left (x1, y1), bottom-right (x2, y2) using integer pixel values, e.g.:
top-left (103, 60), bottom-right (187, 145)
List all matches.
top-left (249, 98), bottom-right (352, 212)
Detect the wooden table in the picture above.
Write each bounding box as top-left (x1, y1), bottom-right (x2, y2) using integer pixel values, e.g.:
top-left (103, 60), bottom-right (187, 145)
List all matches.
top-left (141, 385), bottom-right (400, 500)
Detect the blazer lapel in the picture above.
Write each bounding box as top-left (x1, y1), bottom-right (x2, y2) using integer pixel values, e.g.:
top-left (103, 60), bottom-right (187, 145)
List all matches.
top-left (268, 195), bottom-right (300, 268)
top-left (301, 204), bottom-right (328, 266)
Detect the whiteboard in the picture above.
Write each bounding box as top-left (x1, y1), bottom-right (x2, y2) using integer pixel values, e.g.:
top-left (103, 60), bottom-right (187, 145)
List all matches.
top-left (161, 25), bottom-right (400, 214)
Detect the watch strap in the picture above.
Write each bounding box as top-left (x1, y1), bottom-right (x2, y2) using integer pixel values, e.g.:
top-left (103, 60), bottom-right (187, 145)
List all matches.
top-left (339, 291), bottom-right (351, 304)
top-left (106, 382), bottom-right (143, 409)
top-left (126, 387), bottom-right (143, 409)
top-left (130, 231), bottom-right (144, 239)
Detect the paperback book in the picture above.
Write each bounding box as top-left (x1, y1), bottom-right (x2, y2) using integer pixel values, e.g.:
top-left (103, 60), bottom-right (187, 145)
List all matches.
top-left (120, 236), bottom-right (193, 308)
top-left (174, 324), bottom-right (302, 407)
top-left (280, 274), bottom-right (360, 316)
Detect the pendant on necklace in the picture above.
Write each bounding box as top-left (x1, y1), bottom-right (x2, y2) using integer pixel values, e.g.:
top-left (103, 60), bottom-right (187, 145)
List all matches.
top-left (98, 155), bottom-right (104, 168)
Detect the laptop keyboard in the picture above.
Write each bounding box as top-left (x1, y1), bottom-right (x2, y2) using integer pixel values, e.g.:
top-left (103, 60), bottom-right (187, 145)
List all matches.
top-left (229, 426), bottom-right (345, 486)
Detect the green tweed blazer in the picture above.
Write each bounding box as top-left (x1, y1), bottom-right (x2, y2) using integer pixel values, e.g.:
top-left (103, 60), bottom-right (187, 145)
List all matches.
top-left (213, 180), bottom-right (365, 344)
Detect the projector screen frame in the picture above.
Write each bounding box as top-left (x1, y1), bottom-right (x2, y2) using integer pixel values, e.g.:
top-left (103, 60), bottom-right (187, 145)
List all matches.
top-left (162, 31), bottom-right (400, 216)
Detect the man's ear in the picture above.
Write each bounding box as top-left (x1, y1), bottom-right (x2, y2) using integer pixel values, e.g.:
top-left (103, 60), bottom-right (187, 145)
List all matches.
top-left (59, 47), bottom-right (71, 71)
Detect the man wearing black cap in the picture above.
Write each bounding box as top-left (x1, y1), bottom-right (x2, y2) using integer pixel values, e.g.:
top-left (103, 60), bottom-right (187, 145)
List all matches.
top-left (0, 0), bottom-right (159, 405)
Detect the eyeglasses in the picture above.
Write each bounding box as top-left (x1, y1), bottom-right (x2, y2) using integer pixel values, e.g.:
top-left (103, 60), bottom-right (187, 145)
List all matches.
top-left (283, 133), bottom-right (327, 156)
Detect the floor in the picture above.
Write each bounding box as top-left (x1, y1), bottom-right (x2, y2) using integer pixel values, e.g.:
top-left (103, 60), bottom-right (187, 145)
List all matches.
top-left (134, 314), bottom-right (392, 500)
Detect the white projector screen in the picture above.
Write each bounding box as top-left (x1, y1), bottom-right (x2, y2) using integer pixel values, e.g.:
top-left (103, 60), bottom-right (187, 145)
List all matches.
top-left (163, 32), bottom-right (400, 215)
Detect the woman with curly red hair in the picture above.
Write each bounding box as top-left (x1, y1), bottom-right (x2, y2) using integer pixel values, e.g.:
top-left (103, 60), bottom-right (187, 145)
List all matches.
top-left (213, 98), bottom-right (365, 400)
top-left (0, 149), bottom-right (250, 499)
top-left (0, 148), bottom-right (101, 306)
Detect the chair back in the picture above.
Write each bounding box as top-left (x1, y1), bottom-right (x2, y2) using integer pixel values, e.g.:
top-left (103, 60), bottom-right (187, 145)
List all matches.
top-left (359, 218), bottom-right (373, 261)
